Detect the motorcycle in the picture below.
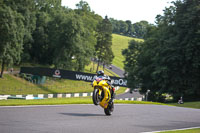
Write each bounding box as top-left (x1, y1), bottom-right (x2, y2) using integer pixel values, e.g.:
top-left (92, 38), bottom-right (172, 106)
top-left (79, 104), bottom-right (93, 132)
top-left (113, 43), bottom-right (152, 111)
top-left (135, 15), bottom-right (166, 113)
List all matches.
top-left (92, 76), bottom-right (115, 115)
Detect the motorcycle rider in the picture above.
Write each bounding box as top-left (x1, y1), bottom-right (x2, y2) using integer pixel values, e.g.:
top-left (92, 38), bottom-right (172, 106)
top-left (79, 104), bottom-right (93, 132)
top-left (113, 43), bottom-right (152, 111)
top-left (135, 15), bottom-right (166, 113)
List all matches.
top-left (95, 70), bottom-right (115, 105)
top-left (96, 70), bottom-right (112, 88)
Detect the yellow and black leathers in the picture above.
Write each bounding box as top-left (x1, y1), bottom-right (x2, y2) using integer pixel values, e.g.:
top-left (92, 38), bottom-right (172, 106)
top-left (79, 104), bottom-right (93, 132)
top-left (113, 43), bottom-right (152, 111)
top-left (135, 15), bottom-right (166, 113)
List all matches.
top-left (92, 78), bottom-right (112, 109)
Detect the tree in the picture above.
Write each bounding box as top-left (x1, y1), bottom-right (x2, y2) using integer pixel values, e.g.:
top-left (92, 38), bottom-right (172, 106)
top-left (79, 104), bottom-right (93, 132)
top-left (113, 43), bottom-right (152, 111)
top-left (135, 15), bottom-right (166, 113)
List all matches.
top-left (133, 21), bottom-right (150, 38)
top-left (119, 20), bottom-right (128, 34)
top-left (123, 0), bottom-right (200, 102)
top-left (75, 1), bottom-right (103, 71)
top-left (47, 7), bottom-right (96, 71)
top-left (4, 0), bottom-right (37, 62)
top-left (122, 40), bottom-right (143, 89)
top-left (76, 0), bottom-right (91, 12)
top-left (95, 16), bottom-right (114, 71)
top-left (109, 18), bottom-right (120, 34)
top-left (0, 5), bottom-right (24, 77)
top-left (109, 18), bottom-right (152, 38)
top-left (28, 0), bottom-right (63, 65)
top-left (30, 11), bottom-right (51, 64)
top-left (171, 0), bottom-right (200, 100)
top-left (125, 20), bottom-right (134, 36)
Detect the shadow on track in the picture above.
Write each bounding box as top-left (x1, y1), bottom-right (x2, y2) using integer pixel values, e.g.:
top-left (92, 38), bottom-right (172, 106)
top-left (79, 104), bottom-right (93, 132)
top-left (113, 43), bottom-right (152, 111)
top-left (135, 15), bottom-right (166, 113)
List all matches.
top-left (59, 113), bottom-right (104, 117)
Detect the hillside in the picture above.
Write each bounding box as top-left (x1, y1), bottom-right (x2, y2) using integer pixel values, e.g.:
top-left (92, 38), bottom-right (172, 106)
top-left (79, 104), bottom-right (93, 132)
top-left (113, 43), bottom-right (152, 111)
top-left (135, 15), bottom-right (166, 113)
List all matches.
top-left (0, 63), bottom-right (115, 95)
top-left (0, 34), bottom-right (141, 95)
top-left (0, 73), bottom-right (127, 95)
top-left (112, 34), bottom-right (143, 70)
top-left (0, 63), bottom-right (126, 95)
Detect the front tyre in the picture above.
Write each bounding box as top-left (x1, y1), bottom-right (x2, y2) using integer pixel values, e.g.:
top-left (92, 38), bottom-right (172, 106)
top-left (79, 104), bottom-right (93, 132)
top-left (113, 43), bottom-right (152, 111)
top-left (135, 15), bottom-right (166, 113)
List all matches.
top-left (92, 88), bottom-right (100, 105)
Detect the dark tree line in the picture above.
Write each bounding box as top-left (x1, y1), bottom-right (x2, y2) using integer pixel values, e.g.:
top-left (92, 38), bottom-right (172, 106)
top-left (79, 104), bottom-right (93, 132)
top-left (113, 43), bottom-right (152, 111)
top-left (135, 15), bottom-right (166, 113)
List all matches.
top-left (0, 0), bottom-right (114, 77)
top-left (123, 0), bottom-right (200, 102)
top-left (109, 18), bottom-right (153, 38)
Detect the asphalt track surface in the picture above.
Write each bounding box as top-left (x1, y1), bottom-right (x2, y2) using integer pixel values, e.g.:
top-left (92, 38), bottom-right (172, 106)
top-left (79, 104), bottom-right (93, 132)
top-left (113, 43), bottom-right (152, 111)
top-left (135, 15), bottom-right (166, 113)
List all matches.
top-left (0, 104), bottom-right (200, 133)
top-left (106, 65), bottom-right (125, 77)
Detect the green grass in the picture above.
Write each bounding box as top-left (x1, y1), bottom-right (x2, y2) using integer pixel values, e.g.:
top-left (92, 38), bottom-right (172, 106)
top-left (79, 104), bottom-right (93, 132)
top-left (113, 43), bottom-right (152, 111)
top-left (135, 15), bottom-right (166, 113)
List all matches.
top-left (0, 74), bottom-right (93, 95)
top-left (83, 62), bottom-right (117, 77)
top-left (0, 74), bottom-right (127, 95)
top-left (115, 87), bottom-right (127, 95)
top-left (159, 128), bottom-right (200, 133)
top-left (0, 59), bottom-right (126, 95)
top-left (0, 97), bottom-right (165, 106)
top-left (0, 97), bottom-right (93, 106)
top-left (115, 100), bottom-right (166, 105)
top-left (112, 34), bottom-right (143, 70)
top-left (168, 101), bottom-right (200, 109)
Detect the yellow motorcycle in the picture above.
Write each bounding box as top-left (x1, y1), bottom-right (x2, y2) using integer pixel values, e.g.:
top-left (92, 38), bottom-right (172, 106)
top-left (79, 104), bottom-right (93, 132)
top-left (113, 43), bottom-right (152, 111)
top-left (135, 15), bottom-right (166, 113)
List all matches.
top-left (92, 76), bottom-right (115, 115)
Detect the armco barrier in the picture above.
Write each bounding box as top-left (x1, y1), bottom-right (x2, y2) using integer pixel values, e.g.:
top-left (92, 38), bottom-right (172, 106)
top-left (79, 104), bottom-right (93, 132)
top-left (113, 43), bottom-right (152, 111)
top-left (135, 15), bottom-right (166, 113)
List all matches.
top-left (0, 93), bottom-right (143, 101)
top-left (0, 93), bottom-right (93, 100)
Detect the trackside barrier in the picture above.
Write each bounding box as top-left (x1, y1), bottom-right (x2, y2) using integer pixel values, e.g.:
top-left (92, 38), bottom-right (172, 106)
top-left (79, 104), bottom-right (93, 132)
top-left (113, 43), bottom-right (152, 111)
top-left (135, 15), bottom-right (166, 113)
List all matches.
top-left (117, 97), bottom-right (143, 101)
top-left (0, 93), bottom-right (93, 100)
top-left (0, 93), bottom-right (143, 101)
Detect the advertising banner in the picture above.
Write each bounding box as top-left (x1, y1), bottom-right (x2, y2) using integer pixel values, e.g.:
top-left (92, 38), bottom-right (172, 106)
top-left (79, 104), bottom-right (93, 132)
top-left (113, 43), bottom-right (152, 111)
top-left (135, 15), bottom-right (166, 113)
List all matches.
top-left (20, 67), bottom-right (127, 87)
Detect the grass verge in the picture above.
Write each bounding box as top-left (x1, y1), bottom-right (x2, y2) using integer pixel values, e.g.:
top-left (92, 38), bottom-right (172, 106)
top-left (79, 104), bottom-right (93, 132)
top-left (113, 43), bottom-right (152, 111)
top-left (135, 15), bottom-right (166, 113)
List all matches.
top-left (158, 128), bottom-right (200, 133)
top-left (0, 97), bottom-right (165, 106)
top-left (168, 101), bottom-right (200, 109)
top-left (0, 74), bottom-right (92, 95)
top-left (115, 100), bottom-right (166, 105)
top-left (0, 60), bottom-right (120, 95)
top-left (0, 73), bottom-right (127, 95)
top-left (0, 97), bottom-right (93, 106)
top-left (115, 87), bottom-right (127, 95)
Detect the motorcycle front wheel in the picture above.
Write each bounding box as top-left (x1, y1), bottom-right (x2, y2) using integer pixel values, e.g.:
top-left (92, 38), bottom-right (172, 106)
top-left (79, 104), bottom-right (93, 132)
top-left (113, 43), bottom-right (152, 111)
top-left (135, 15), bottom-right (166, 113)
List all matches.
top-left (92, 88), bottom-right (101, 105)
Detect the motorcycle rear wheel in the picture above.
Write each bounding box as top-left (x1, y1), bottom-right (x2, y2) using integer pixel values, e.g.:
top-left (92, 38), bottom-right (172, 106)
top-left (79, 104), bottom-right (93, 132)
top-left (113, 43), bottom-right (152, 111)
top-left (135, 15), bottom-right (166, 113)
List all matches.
top-left (104, 102), bottom-right (114, 116)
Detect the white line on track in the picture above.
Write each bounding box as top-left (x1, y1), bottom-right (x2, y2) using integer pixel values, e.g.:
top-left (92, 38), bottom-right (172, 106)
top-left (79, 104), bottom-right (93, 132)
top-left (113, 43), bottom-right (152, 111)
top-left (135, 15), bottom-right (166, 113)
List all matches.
top-left (141, 126), bottom-right (200, 133)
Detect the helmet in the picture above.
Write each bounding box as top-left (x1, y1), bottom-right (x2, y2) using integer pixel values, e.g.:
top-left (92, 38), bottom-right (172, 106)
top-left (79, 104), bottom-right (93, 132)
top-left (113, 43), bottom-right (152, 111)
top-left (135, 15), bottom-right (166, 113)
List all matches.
top-left (97, 70), bottom-right (104, 76)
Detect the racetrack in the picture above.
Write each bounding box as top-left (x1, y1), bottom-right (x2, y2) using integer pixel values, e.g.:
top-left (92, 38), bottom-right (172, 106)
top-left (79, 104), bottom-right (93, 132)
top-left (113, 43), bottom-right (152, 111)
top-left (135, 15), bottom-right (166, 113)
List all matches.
top-left (0, 104), bottom-right (200, 133)
top-left (106, 64), bottom-right (125, 77)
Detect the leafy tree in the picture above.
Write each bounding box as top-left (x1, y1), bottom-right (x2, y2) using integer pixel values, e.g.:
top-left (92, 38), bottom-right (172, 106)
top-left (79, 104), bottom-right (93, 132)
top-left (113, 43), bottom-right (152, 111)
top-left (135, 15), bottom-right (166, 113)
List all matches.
top-left (122, 40), bottom-right (143, 89)
top-left (119, 20), bottom-right (128, 34)
top-left (47, 8), bottom-right (95, 71)
top-left (95, 16), bottom-right (114, 71)
top-left (4, 0), bottom-right (37, 62)
top-left (76, 0), bottom-right (91, 12)
top-left (109, 18), bottom-right (120, 34)
top-left (28, 0), bottom-right (62, 65)
top-left (125, 20), bottom-right (134, 36)
top-left (30, 11), bottom-right (51, 64)
top-left (133, 21), bottom-right (150, 38)
top-left (171, 0), bottom-right (200, 100)
top-left (0, 5), bottom-right (24, 77)
top-left (75, 1), bottom-right (103, 71)
top-left (28, 0), bottom-right (103, 72)
top-left (123, 0), bottom-right (200, 102)
top-left (109, 18), bottom-right (152, 38)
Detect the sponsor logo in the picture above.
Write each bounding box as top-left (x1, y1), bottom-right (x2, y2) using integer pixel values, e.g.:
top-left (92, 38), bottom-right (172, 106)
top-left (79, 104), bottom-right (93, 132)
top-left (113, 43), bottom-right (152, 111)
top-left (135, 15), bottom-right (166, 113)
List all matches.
top-left (75, 74), bottom-right (127, 86)
top-left (75, 74), bottom-right (95, 81)
top-left (53, 70), bottom-right (61, 78)
top-left (111, 79), bottom-right (127, 86)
